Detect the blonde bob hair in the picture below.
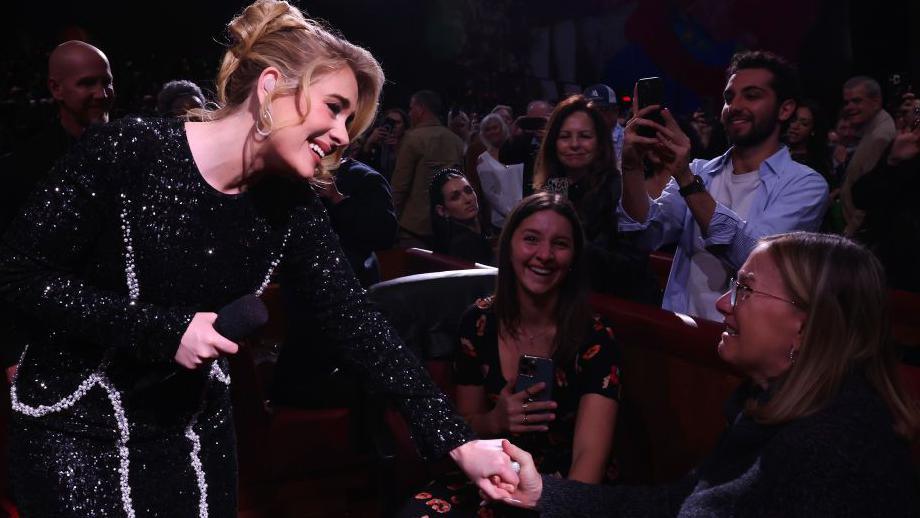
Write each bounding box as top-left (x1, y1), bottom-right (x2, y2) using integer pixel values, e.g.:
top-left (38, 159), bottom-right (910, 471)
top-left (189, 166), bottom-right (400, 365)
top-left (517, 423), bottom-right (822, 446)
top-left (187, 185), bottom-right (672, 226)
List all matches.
top-left (191, 0), bottom-right (384, 180)
top-left (748, 232), bottom-right (919, 440)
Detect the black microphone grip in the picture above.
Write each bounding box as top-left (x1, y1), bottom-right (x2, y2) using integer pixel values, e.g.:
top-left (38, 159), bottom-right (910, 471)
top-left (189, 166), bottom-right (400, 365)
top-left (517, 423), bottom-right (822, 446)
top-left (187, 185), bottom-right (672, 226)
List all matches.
top-left (212, 294), bottom-right (270, 342)
top-left (132, 294), bottom-right (269, 393)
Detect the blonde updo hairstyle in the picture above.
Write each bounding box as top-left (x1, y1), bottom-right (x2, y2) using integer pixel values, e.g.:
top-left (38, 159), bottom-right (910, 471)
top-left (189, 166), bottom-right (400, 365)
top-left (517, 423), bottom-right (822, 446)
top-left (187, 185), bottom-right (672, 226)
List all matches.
top-left (192, 0), bottom-right (384, 180)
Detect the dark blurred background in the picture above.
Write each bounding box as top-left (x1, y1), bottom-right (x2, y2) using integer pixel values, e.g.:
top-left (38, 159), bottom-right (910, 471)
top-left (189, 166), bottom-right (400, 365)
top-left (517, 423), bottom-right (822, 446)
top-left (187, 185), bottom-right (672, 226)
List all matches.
top-left (2, 0), bottom-right (918, 154)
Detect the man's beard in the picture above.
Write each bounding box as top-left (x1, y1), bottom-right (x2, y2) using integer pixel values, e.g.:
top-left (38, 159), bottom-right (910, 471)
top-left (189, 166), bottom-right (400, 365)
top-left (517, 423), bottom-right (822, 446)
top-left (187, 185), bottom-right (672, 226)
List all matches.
top-left (724, 109), bottom-right (779, 148)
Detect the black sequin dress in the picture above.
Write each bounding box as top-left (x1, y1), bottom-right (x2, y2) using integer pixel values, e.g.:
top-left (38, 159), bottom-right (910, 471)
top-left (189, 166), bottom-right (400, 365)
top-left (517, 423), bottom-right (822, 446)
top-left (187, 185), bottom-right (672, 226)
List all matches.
top-left (0, 118), bottom-right (473, 517)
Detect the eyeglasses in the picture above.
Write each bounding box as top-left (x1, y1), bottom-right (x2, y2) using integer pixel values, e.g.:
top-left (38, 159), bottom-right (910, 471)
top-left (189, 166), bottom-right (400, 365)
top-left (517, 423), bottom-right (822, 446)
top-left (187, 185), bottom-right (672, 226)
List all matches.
top-left (727, 277), bottom-right (802, 309)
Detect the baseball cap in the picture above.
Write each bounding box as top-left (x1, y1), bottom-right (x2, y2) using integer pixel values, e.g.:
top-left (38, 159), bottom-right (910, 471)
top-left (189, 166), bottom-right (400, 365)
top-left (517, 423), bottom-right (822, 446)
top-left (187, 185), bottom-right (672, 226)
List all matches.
top-left (583, 84), bottom-right (617, 106)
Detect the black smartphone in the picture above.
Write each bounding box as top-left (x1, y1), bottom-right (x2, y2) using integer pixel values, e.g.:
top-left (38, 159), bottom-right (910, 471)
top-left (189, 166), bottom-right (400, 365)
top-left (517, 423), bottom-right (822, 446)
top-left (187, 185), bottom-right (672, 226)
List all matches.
top-left (514, 354), bottom-right (554, 402)
top-left (380, 117), bottom-right (396, 132)
top-left (636, 76), bottom-right (665, 138)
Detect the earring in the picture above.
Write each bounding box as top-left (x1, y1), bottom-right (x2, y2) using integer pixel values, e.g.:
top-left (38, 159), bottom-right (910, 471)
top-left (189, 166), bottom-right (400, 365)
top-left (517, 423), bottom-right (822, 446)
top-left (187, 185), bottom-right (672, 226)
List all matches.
top-left (788, 346), bottom-right (797, 365)
top-left (256, 101), bottom-right (274, 138)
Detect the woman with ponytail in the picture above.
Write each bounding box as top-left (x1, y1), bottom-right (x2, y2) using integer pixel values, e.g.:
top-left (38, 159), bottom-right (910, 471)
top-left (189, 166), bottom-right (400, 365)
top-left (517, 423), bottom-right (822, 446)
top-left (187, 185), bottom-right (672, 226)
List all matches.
top-left (0, 1), bottom-right (517, 515)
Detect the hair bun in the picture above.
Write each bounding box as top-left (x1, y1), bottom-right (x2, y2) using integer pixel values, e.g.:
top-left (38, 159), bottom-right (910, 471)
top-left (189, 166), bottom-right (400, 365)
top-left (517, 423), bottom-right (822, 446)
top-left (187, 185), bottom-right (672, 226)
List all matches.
top-left (227, 0), bottom-right (308, 60)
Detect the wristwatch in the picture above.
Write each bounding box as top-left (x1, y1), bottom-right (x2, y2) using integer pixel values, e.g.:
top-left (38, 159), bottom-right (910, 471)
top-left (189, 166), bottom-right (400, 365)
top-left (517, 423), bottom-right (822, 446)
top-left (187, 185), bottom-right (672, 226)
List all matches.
top-left (678, 174), bottom-right (706, 197)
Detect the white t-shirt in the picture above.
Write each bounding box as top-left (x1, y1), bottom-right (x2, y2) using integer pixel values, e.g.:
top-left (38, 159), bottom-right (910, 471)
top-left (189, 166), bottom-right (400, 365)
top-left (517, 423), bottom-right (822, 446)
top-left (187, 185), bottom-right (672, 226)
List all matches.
top-left (476, 151), bottom-right (523, 229)
top-left (686, 162), bottom-right (761, 320)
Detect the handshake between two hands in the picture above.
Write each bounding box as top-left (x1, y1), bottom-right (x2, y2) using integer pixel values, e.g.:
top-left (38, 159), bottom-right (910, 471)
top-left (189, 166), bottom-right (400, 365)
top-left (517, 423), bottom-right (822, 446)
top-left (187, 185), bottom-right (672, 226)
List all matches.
top-left (450, 438), bottom-right (543, 510)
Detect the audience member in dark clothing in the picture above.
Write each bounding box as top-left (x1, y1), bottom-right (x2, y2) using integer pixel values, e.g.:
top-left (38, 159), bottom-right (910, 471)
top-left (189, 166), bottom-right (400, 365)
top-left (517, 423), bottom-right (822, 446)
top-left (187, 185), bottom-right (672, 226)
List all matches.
top-left (429, 168), bottom-right (494, 265)
top-left (270, 157), bottom-right (397, 409)
top-left (500, 100), bottom-right (553, 196)
top-left (316, 157), bottom-right (398, 286)
top-left (852, 122), bottom-right (920, 292)
top-left (497, 232), bottom-right (920, 517)
top-left (354, 107), bottom-right (408, 182)
top-left (786, 99), bottom-right (831, 180)
top-left (533, 95), bottom-right (659, 304)
top-left (156, 79), bottom-right (205, 118)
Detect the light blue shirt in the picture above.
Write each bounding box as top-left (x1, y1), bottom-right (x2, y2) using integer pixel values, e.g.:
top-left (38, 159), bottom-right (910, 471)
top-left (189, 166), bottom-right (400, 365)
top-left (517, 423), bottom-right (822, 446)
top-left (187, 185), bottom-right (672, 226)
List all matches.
top-left (618, 146), bottom-right (829, 318)
top-left (612, 123), bottom-right (625, 167)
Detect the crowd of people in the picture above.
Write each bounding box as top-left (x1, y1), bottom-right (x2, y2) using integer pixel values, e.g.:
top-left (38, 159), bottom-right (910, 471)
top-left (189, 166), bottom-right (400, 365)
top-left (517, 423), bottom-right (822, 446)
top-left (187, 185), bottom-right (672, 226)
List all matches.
top-left (0, 0), bottom-right (918, 516)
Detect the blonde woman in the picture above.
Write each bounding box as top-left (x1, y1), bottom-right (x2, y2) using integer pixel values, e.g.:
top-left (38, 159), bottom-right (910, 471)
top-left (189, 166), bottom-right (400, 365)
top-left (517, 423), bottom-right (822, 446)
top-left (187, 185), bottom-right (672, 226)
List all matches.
top-left (0, 1), bottom-right (516, 515)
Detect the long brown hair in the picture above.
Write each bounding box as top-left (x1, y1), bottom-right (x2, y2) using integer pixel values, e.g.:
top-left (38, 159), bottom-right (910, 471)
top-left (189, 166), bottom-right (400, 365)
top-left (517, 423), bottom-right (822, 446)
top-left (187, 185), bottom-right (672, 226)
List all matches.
top-left (749, 232), bottom-right (919, 440)
top-left (532, 95), bottom-right (617, 191)
top-left (493, 193), bottom-right (590, 365)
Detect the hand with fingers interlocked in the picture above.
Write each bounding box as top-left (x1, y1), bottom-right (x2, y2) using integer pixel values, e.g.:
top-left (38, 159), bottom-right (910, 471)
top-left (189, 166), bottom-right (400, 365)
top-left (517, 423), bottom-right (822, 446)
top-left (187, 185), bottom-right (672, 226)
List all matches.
top-left (486, 381), bottom-right (557, 435)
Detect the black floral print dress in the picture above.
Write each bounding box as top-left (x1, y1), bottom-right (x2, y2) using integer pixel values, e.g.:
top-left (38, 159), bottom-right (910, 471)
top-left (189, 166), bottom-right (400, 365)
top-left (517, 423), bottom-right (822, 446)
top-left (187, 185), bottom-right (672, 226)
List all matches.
top-left (400, 296), bottom-right (623, 517)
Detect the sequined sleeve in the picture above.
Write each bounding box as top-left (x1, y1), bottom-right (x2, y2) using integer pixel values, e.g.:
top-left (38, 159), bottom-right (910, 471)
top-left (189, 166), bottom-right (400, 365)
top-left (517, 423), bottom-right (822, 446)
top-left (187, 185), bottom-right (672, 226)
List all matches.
top-left (0, 124), bottom-right (193, 361)
top-left (280, 195), bottom-right (475, 459)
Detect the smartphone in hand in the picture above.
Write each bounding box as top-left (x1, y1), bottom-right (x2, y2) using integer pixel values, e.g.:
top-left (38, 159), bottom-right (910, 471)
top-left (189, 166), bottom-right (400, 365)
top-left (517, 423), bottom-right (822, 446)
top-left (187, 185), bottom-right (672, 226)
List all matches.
top-left (514, 354), bottom-right (554, 402)
top-left (636, 76), bottom-right (665, 138)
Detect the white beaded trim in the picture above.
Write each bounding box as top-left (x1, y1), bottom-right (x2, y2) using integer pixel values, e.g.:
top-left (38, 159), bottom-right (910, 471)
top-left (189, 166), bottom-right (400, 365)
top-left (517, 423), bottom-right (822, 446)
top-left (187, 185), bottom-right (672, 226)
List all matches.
top-left (185, 410), bottom-right (209, 518)
top-left (10, 196), bottom-right (289, 517)
top-left (255, 226), bottom-right (291, 297)
top-left (210, 361), bottom-right (231, 386)
top-left (10, 364), bottom-right (102, 417)
top-left (10, 355), bottom-right (136, 518)
top-left (99, 376), bottom-right (136, 518)
top-left (120, 194), bottom-right (140, 302)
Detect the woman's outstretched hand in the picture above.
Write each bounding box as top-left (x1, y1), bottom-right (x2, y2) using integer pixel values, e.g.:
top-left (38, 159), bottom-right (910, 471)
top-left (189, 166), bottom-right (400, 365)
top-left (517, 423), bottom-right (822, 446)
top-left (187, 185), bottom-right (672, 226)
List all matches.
top-left (175, 312), bottom-right (239, 369)
top-left (450, 439), bottom-right (520, 500)
top-left (489, 439), bottom-right (542, 509)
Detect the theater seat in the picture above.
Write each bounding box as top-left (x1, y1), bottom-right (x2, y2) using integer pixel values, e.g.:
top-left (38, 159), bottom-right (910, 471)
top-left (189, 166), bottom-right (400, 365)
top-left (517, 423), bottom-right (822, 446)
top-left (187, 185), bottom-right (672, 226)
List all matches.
top-left (231, 284), bottom-right (382, 517)
top-left (588, 294), bottom-right (741, 483)
top-left (366, 269), bottom-right (498, 505)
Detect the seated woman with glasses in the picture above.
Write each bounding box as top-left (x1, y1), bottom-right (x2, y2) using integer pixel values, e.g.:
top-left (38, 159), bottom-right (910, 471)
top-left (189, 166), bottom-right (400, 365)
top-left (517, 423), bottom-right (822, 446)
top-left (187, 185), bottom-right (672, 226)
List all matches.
top-left (495, 231), bottom-right (919, 516)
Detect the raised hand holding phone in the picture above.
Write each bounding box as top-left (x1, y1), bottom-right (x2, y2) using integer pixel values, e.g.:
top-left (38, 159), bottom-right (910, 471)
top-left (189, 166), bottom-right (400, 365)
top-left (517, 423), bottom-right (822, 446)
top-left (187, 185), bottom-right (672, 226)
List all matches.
top-left (636, 76), bottom-right (665, 138)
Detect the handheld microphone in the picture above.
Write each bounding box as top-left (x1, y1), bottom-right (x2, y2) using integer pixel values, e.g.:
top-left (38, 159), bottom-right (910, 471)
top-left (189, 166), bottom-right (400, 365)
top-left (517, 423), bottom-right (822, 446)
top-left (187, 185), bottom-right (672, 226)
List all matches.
top-left (131, 294), bottom-right (269, 394)
top-left (213, 294), bottom-right (269, 342)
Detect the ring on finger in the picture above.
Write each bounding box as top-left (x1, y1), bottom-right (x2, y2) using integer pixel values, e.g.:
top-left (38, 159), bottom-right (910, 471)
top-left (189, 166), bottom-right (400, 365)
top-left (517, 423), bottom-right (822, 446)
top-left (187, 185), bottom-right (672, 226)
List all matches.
top-left (522, 402), bottom-right (529, 412)
top-left (521, 414), bottom-right (528, 425)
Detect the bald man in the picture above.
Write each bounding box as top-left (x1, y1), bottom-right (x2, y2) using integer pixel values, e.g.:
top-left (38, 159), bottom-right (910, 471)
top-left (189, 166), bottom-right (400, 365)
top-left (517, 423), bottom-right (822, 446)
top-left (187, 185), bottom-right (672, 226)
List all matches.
top-left (1, 41), bottom-right (115, 369)
top-left (48, 40), bottom-right (115, 138)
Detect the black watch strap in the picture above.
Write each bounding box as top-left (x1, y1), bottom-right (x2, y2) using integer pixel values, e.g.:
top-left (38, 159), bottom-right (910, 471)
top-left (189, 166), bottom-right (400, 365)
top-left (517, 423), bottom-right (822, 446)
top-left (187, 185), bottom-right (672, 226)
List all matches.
top-left (679, 174), bottom-right (706, 197)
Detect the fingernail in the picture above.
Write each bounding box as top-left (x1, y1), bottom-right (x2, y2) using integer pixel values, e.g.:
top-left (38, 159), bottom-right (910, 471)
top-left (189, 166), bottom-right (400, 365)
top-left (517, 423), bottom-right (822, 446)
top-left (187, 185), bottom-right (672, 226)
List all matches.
top-left (504, 498), bottom-right (524, 505)
top-left (480, 500), bottom-right (488, 507)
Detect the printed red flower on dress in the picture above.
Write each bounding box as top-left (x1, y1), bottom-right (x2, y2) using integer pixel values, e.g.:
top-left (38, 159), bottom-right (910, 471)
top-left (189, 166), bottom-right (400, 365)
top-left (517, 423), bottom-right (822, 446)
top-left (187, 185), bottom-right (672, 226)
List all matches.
top-left (475, 314), bottom-right (487, 336)
top-left (582, 344), bottom-right (601, 360)
top-left (426, 498), bottom-right (452, 513)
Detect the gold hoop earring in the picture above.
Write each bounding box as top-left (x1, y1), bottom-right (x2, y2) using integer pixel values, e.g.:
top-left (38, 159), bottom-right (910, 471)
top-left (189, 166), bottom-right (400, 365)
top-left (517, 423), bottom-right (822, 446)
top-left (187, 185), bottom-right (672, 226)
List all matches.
top-left (256, 101), bottom-right (274, 138)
